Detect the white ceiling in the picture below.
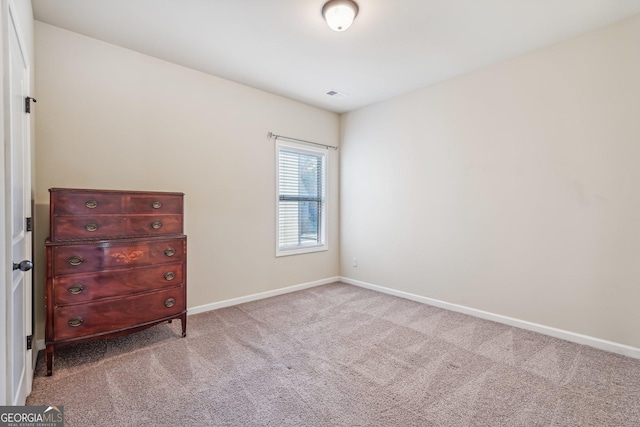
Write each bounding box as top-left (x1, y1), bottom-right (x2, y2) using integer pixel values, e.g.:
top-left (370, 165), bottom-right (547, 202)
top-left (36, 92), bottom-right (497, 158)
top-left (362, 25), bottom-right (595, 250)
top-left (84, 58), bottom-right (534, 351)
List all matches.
top-left (32, 0), bottom-right (640, 113)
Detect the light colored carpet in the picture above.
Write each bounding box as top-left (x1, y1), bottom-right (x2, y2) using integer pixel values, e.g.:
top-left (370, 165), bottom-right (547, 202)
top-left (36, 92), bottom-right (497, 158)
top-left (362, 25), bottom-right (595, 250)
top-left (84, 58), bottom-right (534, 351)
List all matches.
top-left (28, 282), bottom-right (640, 426)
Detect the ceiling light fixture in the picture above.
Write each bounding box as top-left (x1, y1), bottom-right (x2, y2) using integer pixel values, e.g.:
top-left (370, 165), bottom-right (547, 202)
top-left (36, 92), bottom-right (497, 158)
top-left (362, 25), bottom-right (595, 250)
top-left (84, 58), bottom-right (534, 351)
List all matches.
top-left (322, 0), bottom-right (359, 32)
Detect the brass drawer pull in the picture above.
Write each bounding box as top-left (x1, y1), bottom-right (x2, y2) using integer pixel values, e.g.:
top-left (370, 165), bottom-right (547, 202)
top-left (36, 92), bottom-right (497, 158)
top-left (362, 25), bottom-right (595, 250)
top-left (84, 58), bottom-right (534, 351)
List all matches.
top-left (68, 317), bottom-right (84, 327)
top-left (152, 201), bottom-right (162, 209)
top-left (164, 248), bottom-right (175, 257)
top-left (68, 284), bottom-right (85, 295)
top-left (151, 221), bottom-right (162, 230)
top-left (68, 256), bottom-right (84, 266)
top-left (85, 223), bottom-right (98, 232)
top-left (85, 200), bottom-right (98, 209)
top-left (164, 271), bottom-right (175, 281)
top-left (165, 298), bottom-right (176, 308)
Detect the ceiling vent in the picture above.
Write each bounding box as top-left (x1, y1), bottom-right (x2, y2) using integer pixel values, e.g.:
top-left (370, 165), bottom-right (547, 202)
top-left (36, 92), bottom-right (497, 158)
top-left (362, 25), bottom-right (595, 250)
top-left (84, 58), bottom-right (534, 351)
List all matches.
top-left (325, 90), bottom-right (347, 99)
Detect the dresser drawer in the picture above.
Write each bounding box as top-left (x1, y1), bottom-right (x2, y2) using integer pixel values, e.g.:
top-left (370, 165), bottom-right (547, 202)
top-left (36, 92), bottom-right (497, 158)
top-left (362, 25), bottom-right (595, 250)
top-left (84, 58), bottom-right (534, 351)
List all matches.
top-left (51, 189), bottom-right (184, 215)
top-left (53, 263), bottom-right (184, 305)
top-left (128, 194), bottom-right (183, 214)
top-left (52, 286), bottom-right (185, 341)
top-left (51, 191), bottom-right (124, 216)
top-left (50, 237), bottom-right (185, 276)
top-left (126, 215), bottom-right (183, 236)
top-left (51, 216), bottom-right (126, 241)
top-left (51, 214), bottom-right (183, 241)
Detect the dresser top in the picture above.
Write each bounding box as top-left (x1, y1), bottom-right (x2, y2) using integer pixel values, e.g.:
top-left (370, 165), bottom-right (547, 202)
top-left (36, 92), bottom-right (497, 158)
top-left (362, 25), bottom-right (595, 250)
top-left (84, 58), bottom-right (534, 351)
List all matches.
top-left (49, 188), bottom-right (184, 196)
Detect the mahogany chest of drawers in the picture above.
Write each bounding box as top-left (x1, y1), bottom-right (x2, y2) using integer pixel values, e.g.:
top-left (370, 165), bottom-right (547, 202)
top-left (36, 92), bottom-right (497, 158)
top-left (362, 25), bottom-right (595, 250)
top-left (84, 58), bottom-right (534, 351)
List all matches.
top-left (45, 188), bottom-right (187, 375)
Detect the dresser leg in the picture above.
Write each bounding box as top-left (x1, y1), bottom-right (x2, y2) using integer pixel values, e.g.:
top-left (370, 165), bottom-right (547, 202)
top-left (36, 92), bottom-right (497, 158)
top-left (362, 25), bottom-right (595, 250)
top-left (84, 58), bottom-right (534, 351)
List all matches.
top-left (46, 345), bottom-right (54, 376)
top-left (181, 313), bottom-right (187, 338)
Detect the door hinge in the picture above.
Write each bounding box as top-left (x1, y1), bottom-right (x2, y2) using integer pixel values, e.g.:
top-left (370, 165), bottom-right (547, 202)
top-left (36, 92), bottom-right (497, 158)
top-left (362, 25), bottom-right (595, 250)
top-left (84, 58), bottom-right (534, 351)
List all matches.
top-left (26, 335), bottom-right (33, 350)
top-left (26, 217), bottom-right (32, 232)
top-left (25, 96), bottom-right (37, 114)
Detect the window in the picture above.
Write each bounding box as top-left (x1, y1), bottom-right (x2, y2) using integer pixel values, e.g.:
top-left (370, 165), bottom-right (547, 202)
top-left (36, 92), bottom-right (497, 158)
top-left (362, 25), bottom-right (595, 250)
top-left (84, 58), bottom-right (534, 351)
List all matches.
top-left (276, 140), bottom-right (327, 256)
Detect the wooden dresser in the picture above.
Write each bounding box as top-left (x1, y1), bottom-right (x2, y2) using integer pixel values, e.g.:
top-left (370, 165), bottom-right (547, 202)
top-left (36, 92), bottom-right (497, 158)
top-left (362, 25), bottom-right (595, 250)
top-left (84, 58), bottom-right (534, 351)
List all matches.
top-left (45, 188), bottom-right (187, 375)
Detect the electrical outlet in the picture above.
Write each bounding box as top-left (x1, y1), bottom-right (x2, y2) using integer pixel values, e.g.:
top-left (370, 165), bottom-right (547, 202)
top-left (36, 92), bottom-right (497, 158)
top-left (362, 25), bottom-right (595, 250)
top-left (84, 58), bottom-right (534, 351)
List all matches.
top-left (352, 258), bottom-right (358, 267)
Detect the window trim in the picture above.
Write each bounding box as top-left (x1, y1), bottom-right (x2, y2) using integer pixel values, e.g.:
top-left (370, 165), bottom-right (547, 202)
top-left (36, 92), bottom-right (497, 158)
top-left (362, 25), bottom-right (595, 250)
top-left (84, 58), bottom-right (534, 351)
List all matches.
top-left (275, 139), bottom-right (328, 257)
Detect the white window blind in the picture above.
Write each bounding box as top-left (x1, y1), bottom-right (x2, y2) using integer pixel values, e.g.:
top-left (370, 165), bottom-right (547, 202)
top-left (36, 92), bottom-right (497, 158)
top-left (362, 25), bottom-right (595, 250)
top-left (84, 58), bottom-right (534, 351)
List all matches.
top-left (276, 141), bottom-right (327, 256)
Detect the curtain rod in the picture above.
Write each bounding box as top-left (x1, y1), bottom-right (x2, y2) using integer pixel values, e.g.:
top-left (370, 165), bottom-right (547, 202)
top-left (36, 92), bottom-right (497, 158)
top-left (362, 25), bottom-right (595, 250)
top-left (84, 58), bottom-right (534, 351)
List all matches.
top-left (268, 132), bottom-right (338, 150)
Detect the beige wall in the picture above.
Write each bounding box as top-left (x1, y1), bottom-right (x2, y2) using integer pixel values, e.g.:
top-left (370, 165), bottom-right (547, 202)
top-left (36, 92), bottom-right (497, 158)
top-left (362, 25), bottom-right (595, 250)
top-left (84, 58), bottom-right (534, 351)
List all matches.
top-left (340, 14), bottom-right (640, 348)
top-left (34, 13), bottom-right (640, 350)
top-left (33, 22), bottom-right (340, 341)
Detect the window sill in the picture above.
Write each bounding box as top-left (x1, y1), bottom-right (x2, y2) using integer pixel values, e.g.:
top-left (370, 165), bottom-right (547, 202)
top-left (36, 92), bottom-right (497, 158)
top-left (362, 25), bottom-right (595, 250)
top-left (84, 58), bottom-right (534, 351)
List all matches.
top-left (276, 245), bottom-right (328, 257)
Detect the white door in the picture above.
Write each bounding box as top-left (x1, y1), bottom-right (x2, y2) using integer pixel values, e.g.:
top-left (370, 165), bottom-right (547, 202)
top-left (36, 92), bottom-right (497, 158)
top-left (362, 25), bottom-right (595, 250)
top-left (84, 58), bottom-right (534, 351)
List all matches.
top-left (5, 3), bottom-right (33, 406)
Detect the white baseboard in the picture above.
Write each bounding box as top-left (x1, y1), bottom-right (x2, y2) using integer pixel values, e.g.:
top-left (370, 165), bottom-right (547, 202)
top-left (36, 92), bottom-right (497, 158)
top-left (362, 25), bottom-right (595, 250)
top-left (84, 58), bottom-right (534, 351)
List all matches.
top-left (188, 276), bottom-right (340, 315)
top-left (340, 276), bottom-right (640, 359)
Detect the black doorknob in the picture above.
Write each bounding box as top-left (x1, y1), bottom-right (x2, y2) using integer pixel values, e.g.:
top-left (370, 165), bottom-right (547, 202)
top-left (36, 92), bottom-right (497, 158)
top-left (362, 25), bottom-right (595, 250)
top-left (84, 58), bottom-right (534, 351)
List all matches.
top-left (13, 260), bottom-right (33, 271)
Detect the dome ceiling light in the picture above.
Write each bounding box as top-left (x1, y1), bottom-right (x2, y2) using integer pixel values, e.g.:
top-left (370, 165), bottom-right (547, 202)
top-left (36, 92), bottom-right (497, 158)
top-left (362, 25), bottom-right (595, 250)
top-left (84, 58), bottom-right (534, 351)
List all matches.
top-left (322, 0), bottom-right (359, 32)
